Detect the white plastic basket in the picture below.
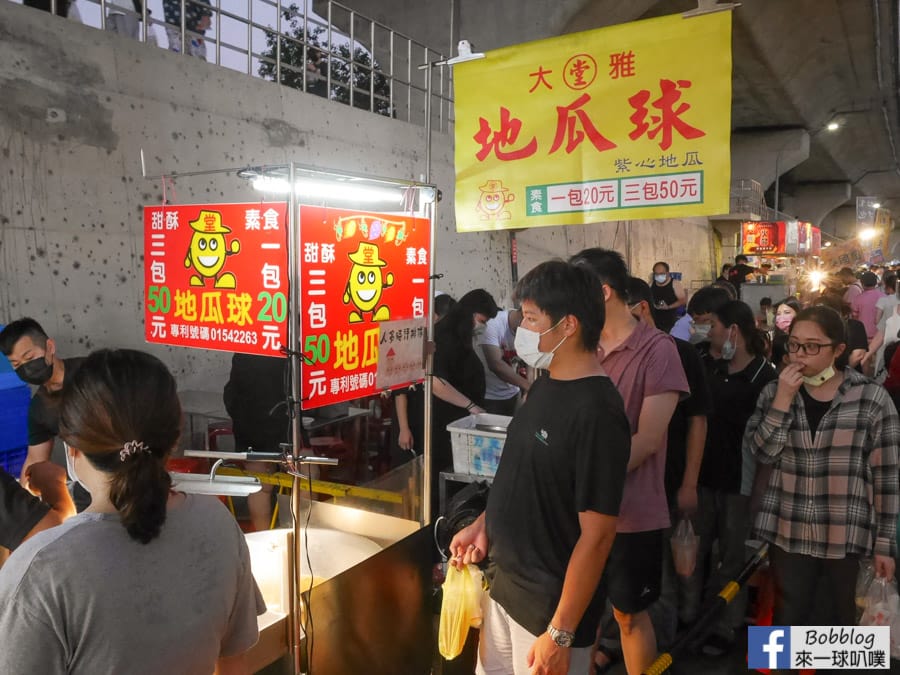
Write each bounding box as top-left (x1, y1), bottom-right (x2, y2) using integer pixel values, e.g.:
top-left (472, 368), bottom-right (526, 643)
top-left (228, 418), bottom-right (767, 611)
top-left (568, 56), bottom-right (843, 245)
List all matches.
top-left (447, 413), bottom-right (512, 477)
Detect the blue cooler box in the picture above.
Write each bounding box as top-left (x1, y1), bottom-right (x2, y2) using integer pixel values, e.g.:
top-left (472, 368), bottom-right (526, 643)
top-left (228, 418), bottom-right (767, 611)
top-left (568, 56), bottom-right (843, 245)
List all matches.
top-left (0, 353), bottom-right (30, 477)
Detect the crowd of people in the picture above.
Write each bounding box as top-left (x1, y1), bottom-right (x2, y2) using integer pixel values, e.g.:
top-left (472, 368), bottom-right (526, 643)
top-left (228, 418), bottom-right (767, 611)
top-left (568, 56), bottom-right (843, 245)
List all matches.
top-left (1, 250), bottom-right (899, 674)
top-left (447, 252), bottom-right (900, 675)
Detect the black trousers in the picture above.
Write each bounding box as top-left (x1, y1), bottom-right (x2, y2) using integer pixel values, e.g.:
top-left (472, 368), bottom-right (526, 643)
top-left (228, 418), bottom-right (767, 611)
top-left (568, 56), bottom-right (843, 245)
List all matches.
top-left (770, 544), bottom-right (858, 627)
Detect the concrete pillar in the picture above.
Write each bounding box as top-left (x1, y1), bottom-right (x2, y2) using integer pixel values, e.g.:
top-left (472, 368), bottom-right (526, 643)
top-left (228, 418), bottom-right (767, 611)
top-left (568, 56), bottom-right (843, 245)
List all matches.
top-left (731, 128), bottom-right (810, 194)
top-left (780, 182), bottom-right (851, 225)
top-left (819, 206), bottom-right (857, 240)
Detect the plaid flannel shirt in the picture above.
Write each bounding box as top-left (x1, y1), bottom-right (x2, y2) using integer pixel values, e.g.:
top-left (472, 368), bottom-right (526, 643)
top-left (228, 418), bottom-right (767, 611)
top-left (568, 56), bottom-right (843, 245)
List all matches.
top-left (744, 367), bottom-right (899, 558)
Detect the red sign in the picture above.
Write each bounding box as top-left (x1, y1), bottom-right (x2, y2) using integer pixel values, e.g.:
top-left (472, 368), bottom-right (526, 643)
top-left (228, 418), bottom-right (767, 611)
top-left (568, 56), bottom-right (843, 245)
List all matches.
top-left (143, 203), bottom-right (288, 355)
top-left (299, 206), bottom-right (431, 410)
top-left (810, 227), bottom-right (822, 256)
top-left (741, 221), bottom-right (784, 255)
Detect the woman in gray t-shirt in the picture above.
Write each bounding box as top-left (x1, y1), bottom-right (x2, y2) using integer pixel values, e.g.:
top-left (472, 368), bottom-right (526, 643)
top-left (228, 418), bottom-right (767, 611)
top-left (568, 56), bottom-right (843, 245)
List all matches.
top-left (0, 349), bottom-right (265, 674)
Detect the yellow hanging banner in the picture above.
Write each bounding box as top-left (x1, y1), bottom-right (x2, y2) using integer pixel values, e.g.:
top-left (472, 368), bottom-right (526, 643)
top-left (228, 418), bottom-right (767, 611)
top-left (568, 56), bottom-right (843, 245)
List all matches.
top-left (453, 12), bottom-right (733, 232)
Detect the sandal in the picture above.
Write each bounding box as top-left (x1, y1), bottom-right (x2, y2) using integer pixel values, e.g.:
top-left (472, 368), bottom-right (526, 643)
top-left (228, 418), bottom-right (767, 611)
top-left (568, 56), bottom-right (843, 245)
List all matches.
top-left (593, 645), bottom-right (621, 674)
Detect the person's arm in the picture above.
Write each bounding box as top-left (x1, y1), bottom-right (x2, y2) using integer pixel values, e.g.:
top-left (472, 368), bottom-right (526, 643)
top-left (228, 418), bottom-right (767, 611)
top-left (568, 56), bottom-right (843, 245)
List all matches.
top-left (480, 344), bottom-right (530, 392)
top-left (745, 372), bottom-right (797, 464)
top-left (668, 280), bottom-right (687, 310)
top-left (432, 376), bottom-right (484, 414)
top-left (863, 329), bottom-right (884, 373)
top-left (394, 392), bottom-right (414, 451)
top-left (215, 653), bottom-right (250, 675)
top-left (526, 511), bottom-right (618, 674)
top-left (24, 461), bottom-right (76, 522)
top-left (19, 441), bottom-right (53, 485)
top-left (677, 415), bottom-right (706, 514)
top-left (627, 392), bottom-right (679, 471)
top-left (869, 394), bottom-right (900, 578)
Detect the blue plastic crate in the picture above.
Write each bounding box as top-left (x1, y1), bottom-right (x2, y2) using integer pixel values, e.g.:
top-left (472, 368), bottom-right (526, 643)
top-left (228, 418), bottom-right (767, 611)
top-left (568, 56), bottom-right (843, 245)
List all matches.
top-left (0, 447), bottom-right (28, 477)
top-left (0, 378), bottom-right (30, 452)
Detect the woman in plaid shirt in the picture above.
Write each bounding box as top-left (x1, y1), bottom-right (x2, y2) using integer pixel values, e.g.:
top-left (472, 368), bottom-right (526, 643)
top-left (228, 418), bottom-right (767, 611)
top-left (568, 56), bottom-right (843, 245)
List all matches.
top-left (744, 305), bottom-right (899, 626)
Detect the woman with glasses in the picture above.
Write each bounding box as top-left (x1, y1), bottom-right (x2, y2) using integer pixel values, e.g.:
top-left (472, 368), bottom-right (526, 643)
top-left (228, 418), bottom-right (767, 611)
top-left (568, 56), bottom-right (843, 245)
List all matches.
top-left (743, 306), bottom-right (899, 630)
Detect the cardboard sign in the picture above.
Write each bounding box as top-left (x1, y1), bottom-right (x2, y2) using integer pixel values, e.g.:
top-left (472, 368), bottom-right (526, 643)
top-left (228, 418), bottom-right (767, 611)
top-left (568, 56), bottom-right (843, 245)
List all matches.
top-left (143, 203), bottom-right (289, 355)
top-left (298, 206), bottom-right (431, 409)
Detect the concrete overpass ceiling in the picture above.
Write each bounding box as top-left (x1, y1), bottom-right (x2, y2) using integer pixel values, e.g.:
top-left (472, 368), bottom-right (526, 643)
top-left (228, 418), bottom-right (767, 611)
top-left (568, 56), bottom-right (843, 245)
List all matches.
top-left (330, 0), bottom-right (900, 214)
top-left (560, 0), bottom-right (900, 215)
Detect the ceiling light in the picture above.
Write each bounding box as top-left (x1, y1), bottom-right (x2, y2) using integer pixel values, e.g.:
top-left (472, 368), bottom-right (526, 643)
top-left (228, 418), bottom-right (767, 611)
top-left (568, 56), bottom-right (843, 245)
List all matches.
top-left (859, 228), bottom-right (878, 242)
top-left (826, 121), bottom-right (840, 132)
top-left (824, 241), bottom-right (832, 247)
top-left (873, 202), bottom-right (882, 209)
top-left (251, 176), bottom-right (403, 204)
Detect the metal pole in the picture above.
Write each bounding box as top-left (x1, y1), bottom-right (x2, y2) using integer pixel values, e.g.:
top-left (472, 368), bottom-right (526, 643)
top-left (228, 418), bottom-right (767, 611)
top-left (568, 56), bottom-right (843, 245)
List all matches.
top-left (286, 161), bottom-right (304, 675)
top-left (247, 0), bottom-right (253, 75)
top-left (774, 152), bottom-right (780, 215)
top-left (275, 0), bottom-right (282, 85)
top-left (421, 65), bottom-right (434, 525)
top-left (424, 64), bottom-right (432, 184)
top-left (180, 0), bottom-right (187, 56)
top-left (349, 11), bottom-right (355, 109)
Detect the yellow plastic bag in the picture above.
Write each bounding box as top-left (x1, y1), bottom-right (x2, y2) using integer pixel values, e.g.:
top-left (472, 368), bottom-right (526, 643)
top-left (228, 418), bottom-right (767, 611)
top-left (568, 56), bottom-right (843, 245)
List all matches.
top-left (438, 563), bottom-right (485, 660)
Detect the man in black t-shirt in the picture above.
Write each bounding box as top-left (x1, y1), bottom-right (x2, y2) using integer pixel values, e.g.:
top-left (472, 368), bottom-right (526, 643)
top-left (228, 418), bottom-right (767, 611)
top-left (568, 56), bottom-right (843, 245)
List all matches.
top-left (223, 353), bottom-right (290, 531)
top-left (450, 261), bottom-right (630, 674)
top-left (727, 254), bottom-right (757, 294)
top-left (0, 319), bottom-right (88, 510)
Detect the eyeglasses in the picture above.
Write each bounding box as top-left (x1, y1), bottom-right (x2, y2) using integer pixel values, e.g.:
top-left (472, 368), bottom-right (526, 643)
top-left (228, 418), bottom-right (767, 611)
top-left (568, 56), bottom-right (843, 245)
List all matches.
top-left (786, 341), bottom-right (836, 355)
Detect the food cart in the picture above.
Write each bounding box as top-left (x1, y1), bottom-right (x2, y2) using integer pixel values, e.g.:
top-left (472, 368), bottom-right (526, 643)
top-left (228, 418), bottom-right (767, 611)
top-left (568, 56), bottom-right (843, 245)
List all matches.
top-left (739, 220), bottom-right (821, 308)
top-left (141, 161), bottom-right (439, 674)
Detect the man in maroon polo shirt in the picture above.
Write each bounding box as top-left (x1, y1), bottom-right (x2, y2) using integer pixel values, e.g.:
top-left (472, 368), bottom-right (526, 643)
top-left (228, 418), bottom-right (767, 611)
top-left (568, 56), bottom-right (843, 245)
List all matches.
top-left (570, 248), bottom-right (688, 675)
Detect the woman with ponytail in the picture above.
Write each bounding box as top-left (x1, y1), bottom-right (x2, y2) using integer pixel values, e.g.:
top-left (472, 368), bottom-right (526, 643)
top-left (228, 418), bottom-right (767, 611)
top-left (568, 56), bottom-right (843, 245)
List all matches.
top-left (0, 349), bottom-right (264, 674)
top-left (690, 300), bottom-right (777, 656)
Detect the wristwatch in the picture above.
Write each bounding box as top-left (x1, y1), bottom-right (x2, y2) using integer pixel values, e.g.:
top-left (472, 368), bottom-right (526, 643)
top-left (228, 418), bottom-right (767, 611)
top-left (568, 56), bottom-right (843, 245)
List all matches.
top-left (547, 623), bottom-right (575, 648)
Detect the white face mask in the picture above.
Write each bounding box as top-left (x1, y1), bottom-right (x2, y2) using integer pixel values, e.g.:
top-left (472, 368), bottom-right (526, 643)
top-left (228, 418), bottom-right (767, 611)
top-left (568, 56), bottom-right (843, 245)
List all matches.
top-left (63, 442), bottom-right (82, 487)
top-left (654, 274), bottom-right (668, 284)
top-left (721, 327), bottom-right (736, 360)
top-left (514, 318), bottom-right (567, 370)
top-left (802, 365), bottom-right (836, 387)
top-left (690, 322), bottom-right (711, 344)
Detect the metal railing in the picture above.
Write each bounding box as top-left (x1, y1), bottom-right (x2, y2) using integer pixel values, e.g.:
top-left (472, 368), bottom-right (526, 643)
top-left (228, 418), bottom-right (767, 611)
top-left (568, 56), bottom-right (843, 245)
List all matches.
top-left (12, 0), bottom-right (453, 132)
top-left (729, 178), bottom-right (795, 221)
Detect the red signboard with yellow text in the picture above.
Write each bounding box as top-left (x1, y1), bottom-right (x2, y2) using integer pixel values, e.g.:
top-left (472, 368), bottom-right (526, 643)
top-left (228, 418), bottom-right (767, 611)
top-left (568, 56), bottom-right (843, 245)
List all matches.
top-left (453, 12), bottom-right (732, 231)
top-left (298, 206), bottom-right (430, 409)
top-left (143, 203), bottom-right (288, 355)
top-left (741, 222), bottom-right (784, 255)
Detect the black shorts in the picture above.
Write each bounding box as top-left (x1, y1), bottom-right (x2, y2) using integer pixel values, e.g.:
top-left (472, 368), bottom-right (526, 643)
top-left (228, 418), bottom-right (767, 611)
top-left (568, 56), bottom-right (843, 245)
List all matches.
top-left (604, 529), bottom-right (663, 614)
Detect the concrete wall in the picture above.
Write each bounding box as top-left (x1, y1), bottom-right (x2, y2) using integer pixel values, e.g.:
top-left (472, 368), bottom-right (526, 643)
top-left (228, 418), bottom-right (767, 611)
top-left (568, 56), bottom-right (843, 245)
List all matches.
top-left (0, 1), bottom-right (714, 394)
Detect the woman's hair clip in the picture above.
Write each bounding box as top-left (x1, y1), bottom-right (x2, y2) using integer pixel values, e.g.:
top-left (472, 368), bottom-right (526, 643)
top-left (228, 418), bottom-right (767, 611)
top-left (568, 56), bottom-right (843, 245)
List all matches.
top-left (120, 440), bottom-right (151, 462)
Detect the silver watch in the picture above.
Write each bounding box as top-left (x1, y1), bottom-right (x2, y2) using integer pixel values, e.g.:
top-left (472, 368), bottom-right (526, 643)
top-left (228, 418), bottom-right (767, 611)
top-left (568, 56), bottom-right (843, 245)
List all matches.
top-left (547, 623), bottom-right (575, 648)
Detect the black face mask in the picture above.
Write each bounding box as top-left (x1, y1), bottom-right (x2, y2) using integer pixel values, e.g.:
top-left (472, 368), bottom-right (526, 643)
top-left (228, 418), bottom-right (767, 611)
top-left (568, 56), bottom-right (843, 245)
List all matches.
top-left (15, 355), bottom-right (53, 386)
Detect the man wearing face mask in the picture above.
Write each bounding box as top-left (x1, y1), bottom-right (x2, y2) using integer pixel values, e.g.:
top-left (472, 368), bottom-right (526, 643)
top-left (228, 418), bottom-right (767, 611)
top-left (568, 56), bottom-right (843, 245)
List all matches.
top-left (449, 261), bottom-right (629, 675)
top-left (0, 319), bottom-right (88, 509)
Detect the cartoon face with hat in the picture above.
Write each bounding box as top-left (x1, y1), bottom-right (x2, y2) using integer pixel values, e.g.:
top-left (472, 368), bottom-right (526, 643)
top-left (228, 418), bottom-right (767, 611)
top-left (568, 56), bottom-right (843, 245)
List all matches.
top-left (184, 210), bottom-right (241, 288)
top-left (476, 179), bottom-right (515, 220)
top-left (342, 242), bottom-right (394, 323)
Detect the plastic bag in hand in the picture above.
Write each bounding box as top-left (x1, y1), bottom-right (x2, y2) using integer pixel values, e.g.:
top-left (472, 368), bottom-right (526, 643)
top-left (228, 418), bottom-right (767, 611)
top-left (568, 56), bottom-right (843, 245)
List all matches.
top-left (855, 558), bottom-right (875, 618)
top-left (670, 517), bottom-right (699, 577)
top-left (438, 563), bottom-right (485, 660)
top-left (859, 576), bottom-right (899, 627)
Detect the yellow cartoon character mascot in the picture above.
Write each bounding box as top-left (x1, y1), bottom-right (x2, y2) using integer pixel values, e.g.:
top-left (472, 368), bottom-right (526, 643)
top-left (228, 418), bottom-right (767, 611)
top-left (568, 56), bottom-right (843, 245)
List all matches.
top-left (184, 210), bottom-right (241, 288)
top-left (343, 242), bottom-right (394, 323)
top-left (475, 179), bottom-right (515, 220)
